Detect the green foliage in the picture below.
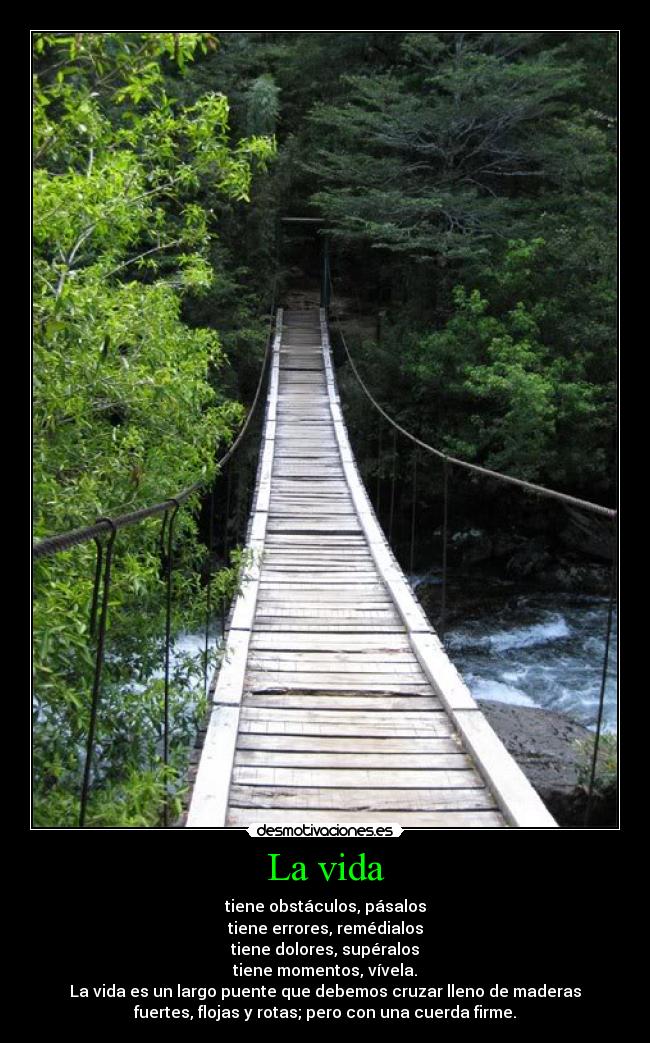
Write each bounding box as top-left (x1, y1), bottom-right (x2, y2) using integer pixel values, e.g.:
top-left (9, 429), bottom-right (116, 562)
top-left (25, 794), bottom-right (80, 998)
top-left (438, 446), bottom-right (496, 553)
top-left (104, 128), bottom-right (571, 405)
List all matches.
top-left (393, 235), bottom-right (613, 487)
top-left (200, 31), bottom-right (615, 500)
top-left (34, 766), bottom-right (184, 829)
top-left (33, 32), bottom-right (274, 827)
top-left (575, 733), bottom-right (617, 793)
top-left (307, 34), bottom-right (592, 258)
top-left (244, 74), bottom-right (281, 136)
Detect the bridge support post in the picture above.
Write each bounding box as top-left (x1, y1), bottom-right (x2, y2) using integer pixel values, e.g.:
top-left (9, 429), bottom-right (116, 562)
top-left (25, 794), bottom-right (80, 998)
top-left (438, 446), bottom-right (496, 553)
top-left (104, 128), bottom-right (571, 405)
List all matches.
top-left (320, 235), bottom-right (330, 310)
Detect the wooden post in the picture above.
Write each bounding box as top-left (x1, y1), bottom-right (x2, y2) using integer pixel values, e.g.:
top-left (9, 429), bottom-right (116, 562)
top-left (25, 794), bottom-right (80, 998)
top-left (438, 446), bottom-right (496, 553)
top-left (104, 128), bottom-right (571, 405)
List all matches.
top-left (320, 235), bottom-right (330, 310)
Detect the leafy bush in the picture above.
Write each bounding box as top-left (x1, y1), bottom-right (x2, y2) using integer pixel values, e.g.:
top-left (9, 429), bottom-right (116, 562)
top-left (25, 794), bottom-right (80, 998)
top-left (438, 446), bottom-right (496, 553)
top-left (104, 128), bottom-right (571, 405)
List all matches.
top-left (575, 733), bottom-right (617, 793)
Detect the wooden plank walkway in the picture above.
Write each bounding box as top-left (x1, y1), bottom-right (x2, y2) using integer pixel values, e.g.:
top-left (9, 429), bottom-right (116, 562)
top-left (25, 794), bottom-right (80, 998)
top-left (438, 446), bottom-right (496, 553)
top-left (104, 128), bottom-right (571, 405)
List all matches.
top-left (186, 309), bottom-right (557, 829)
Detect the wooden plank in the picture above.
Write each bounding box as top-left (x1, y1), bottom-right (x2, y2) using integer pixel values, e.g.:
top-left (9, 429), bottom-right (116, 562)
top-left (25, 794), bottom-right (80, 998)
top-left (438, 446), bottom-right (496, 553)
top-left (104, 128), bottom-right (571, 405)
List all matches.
top-left (243, 692), bottom-right (439, 710)
top-left (272, 467), bottom-right (343, 474)
top-left (268, 515), bottom-right (360, 523)
top-left (249, 633), bottom-right (412, 651)
top-left (272, 458), bottom-right (342, 465)
top-left (258, 587), bottom-right (388, 596)
top-left (265, 551), bottom-right (379, 561)
top-left (410, 631), bottom-right (482, 711)
top-left (239, 721), bottom-right (452, 738)
top-left (268, 503), bottom-right (354, 510)
top-left (246, 681), bottom-right (432, 695)
top-left (266, 523), bottom-right (363, 533)
top-left (269, 485), bottom-right (350, 492)
top-left (257, 577), bottom-right (381, 585)
top-left (263, 550), bottom-right (374, 558)
top-left (254, 606), bottom-right (398, 619)
top-left (268, 491), bottom-right (352, 496)
top-left (257, 577), bottom-right (391, 586)
top-left (263, 540), bottom-right (371, 548)
top-left (260, 567), bottom-right (377, 574)
top-left (235, 750), bottom-right (470, 770)
top-left (269, 499), bottom-right (353, 504)
top-left (257, 594), bottom-right (389, 601)
top-left (269, 490), bottom-right (351, 497)
top-left (254, 596), bottom-right (388, 604)
top-left (232, 766), bottom-right (484, 789)
top-left (263, 553), bottom-right (376, 560)
top-left (247, 667), bottom-right (424, 681)
top-left (261, 557), bottom-right (380, 566)
top-left (253, 618), bottom-right (401, 629)
top-left (255, 592), bottom-right (394, 603)
top-left (269, 502), bottom-right (356, 510)
top-left (239, 725), bottom-right (458, 741)
top-left (248, 624), bottom-right (406, 633)
top-left (255, 598), bottom-right (393, 609)
top-left (261, 567), bottom-right (379, 575)
top-left (263, 547), bottom-right (373, 553)
top-left (247, 651), bottom-right (421, 666)
top-left (227, 808), bottom-right (505, 827)
top-left (237, 734), bottom-right (461, 754)
top-left (273, 446), bottom-right (340, 452)
top-left (245, 673), bottom-right (429, 690)
top-left (253, 609), bottom-right (396, 613)
top-left (247, 657), bottom-right (419, 669)
top-left (267, 500), bottom-right (356, 508)
top-left (186, 703), bottom-right (240, 828)
top-left (228, 785), bottom-right (492, 811)
top-left (262, 551), bottom-right (377, 560)
top-left (240, 708), bottom-right (449, 729)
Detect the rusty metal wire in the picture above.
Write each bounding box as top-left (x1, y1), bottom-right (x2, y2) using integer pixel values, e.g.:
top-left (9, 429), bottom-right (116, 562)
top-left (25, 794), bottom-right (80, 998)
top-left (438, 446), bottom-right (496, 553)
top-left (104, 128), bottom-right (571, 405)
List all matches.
top-left (79, 518), bottom-right (117, 828)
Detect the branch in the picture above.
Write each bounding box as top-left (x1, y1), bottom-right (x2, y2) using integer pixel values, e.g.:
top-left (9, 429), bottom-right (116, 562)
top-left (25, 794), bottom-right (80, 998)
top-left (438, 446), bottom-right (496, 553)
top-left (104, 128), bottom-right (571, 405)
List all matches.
top-left (104, 239), bottom-right (182, 279)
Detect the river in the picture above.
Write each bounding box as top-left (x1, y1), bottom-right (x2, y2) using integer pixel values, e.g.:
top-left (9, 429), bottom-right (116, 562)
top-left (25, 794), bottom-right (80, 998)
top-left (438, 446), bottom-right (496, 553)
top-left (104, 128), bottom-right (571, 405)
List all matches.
top-left (412, 579), bottom-right (618, 733)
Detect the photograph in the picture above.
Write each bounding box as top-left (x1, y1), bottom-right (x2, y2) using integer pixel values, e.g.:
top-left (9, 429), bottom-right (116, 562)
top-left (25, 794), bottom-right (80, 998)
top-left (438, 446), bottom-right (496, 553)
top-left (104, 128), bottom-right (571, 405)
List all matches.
top-left (32, 30), bottom-right (618, 833)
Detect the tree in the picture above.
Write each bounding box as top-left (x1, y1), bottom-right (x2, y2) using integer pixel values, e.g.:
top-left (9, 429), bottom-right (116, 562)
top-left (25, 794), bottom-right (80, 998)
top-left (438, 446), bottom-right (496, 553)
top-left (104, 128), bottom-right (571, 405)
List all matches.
top-left (301, 31), bottom-right (616, 497)
top-left (33, 32), bottom-right (275, 826)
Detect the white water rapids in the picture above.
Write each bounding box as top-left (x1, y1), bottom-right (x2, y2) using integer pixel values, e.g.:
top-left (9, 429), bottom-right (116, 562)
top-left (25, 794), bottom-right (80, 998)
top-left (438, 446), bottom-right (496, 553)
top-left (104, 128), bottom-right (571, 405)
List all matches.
top-left (439, 591), bottom-right (617, 732)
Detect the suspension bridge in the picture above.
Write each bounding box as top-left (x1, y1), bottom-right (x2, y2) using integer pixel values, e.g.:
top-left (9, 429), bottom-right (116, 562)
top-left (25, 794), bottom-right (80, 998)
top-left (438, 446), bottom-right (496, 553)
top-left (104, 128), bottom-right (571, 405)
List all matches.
top-left (185, 307), bottom-right (552, 828)
top-left (33, 278), bottom-right (617, 829)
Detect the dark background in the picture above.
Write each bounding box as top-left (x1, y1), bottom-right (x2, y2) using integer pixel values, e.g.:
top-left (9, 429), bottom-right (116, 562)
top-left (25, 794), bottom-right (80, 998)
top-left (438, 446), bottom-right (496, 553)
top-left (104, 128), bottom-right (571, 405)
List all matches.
top-left (28, 830), bottom-right (621, 1032)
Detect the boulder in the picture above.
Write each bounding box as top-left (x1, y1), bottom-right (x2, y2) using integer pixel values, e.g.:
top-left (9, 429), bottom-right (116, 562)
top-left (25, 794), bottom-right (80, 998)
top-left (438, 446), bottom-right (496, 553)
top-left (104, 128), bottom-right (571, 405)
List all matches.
top-left (477, 699), bottom-right (617, 828)
top-left (450, 528), bottom-right (493, 565)
top-left (505, 537), bottom-right (552, 578)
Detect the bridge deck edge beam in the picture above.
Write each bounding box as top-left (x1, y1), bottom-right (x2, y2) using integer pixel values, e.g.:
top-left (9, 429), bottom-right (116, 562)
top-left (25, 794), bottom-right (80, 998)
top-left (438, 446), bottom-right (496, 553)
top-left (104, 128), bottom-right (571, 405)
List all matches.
top-left (185, 308), bottom-right (283, 828)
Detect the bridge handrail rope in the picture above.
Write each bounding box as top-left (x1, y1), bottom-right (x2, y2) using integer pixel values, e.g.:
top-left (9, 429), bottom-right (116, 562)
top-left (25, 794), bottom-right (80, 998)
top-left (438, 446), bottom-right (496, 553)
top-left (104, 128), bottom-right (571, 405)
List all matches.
top-left (32, 279), bottom-right (277, 561)
top-left (327, 266), bottom-right (617, 829)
